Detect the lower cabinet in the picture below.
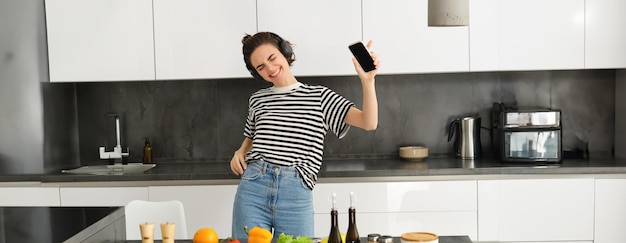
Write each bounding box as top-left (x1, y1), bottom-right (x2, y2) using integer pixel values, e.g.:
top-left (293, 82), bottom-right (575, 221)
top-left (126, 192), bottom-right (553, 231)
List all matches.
top-left (59, 186), bottom-right (148, 206)
top-left (313, 181), bottom-right (478, 239)
top-left (148, 185), bottom-right (238, 239)
top-left (477, 178), bottom-right (594, 242)
top-left (146, 181), bottom-right (478, 239)
top-left (149, 181), bottom-right (478, 239)
top-left (0, 183), bottom-right (60, 206)
top-left (314, 211), bottom-right (476, 239)
top-left (35, 176), bottom-right (624, 243)
top-left (595, 179), bottom-right (626, 243)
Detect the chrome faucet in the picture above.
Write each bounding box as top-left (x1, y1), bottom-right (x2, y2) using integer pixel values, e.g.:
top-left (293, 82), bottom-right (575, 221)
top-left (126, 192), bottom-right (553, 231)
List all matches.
top-left (99, 115), bottom-right (129, 164)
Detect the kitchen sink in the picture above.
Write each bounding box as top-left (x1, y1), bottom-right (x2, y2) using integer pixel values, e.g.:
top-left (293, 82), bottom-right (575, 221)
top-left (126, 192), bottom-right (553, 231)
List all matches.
top-left (61, 163), bottom-right (156, 175)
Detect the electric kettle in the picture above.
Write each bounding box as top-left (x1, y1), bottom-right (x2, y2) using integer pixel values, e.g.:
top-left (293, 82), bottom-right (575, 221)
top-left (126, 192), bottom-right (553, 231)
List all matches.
top-left (448, 116), bottom-right (482, 159)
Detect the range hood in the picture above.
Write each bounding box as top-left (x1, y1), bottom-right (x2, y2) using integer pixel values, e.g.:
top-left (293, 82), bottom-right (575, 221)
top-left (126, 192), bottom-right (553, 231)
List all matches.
top-left (428, 0), bottom-right (469, 26)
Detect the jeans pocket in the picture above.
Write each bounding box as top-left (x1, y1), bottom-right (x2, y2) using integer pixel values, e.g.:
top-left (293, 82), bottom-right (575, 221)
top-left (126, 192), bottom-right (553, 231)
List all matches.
top-left (296, 171), bottom-right (311, 191)
top-left (299, 178), bottom-right (309, 191)
top-left (241, 161), bottom-right (263, 180)
top-left (293, 173), bottom-right (312, 193)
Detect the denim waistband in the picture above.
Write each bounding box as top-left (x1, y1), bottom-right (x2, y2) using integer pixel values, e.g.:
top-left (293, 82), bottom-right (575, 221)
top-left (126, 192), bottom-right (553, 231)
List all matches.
top-left (248, 159), bottom-right (299, 177)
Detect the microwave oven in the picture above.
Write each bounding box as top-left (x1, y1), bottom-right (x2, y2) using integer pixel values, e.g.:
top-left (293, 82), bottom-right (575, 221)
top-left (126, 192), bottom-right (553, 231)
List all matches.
top-left (491, 103), bottom-right (562, 163)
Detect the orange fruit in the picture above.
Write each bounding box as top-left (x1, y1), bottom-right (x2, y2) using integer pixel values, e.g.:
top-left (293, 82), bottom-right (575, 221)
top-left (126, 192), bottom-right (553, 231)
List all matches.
top-left (193, 227), bottom-right (218, 243)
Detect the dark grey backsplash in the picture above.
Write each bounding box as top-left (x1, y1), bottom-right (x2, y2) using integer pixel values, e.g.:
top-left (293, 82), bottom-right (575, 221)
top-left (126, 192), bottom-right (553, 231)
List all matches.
top-left (74, 70), bottom-right (615, 164)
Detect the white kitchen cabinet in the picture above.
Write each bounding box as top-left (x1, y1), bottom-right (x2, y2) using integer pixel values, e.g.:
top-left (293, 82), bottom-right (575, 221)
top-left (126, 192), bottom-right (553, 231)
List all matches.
top-left (585, 0), bottom-right (626, 69)
top-left (477, 178), bottom-right (594, 242)
top-left (313, 181), bottom-right (477, 213)
top-left (149, 185), bottom-right (238, 238)
top-left (0, 183), bottom-right (60, 206)
top-left (59, 187), bottom-right (149, 206)
top-left (45, 0), bottom-right (155, 82)
top-left (153, 0), bottom-right (256, 80)
top-left (256, 0), bottom-right (362, 77)
top-left (469, 0), bottom-right (585, 71)
top-left (595, 179), bottom-right (626, 243)
top-left (362, 0), bottom-right (469, 74)
top-left (313, 181), bottom-right (477, 239)
top-left (314, 211), bottom-right (476, 239)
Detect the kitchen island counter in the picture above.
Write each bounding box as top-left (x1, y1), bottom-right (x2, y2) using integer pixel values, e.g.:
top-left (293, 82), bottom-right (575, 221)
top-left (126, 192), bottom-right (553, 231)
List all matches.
top-left (122, 236), bottom-right (472, 243)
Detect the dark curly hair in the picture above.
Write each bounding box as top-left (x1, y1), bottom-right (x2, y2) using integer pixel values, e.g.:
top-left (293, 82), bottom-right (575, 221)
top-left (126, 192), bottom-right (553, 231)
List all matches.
top-left (242, 32), bottom-right (295, 79)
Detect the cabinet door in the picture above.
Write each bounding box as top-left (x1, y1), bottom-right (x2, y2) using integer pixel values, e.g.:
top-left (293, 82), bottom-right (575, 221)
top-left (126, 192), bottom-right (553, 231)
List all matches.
top-left (313, 181), bottom-right (477, 239)
top-left (595, 179), bottom-right (626, 243)
top-left (153, 0), bottom-right (257, 80)
top-left (0, 184), bottom-right (60, 206)
top-left (45, 0), bottom-right (155, 82)
top-left (314, 212), bottom-right (477, 239)
top-left (59, 187), bottom-right (149, 206)
top-left (257, 0), bottom-right (362, 77)
top-left (585, 0), bottom-right (626, 69)
top-left (149, 185), bottom-right (238, 238)
top-left (477, 179), bottom-right (594, 242)
top-left (470, 0), bottom-right (585, 71)
top-left (363, 0), bottom-right (469, 74)
top-left (314, 181), bottom-right (477, 213)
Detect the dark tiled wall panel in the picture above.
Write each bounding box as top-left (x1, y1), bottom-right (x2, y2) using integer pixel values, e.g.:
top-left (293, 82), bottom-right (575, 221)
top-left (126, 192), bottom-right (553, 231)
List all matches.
top-left (76, 70), bottom-right (615, 163)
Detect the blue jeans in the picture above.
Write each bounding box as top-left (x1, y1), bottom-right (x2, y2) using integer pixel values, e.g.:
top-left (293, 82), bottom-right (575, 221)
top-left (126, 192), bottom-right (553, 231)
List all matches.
top-left (232, 160), bottom-right (314, 239)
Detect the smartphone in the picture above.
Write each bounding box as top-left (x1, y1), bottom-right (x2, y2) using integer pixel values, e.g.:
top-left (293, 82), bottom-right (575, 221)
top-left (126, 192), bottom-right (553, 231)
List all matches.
top-left (349, 41), bottom-right (376, 72)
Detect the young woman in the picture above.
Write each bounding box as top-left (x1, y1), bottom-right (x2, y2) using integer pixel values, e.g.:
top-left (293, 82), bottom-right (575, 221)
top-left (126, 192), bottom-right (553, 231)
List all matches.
top-left (230, 32), bottom-right (380, 238)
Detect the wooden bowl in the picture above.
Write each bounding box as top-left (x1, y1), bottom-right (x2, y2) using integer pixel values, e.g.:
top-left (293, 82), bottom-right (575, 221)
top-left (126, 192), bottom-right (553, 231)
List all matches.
top-left (401, 232), bottom-right (438, 243)
top-left (399, 146), bottom-right (428, 161)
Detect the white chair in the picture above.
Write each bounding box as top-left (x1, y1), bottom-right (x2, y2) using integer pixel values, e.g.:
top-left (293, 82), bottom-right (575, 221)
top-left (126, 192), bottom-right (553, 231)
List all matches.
top-left (124, 200), bottom-right (188, 240)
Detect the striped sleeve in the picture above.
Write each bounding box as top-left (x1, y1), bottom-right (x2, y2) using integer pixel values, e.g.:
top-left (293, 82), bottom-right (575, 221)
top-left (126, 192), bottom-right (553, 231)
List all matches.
top-left (321, 87), bottom-right (354, 139)
top-left (243, 97), bottom-right (255, 139)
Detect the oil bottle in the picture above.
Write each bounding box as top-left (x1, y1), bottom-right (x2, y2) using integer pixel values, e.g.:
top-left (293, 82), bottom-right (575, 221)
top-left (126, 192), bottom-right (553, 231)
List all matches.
top-left (328, 193), bottom-right (343, 243)
top-left (346, 192), bottom-right (360, 243)
top-left (143, 137), bottom-right (153, 163)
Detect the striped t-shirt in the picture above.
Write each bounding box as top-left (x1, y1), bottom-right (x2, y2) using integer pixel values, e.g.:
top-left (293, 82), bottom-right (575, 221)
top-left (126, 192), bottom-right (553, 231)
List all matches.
top-left (244, 82), bottom-right (354, 190)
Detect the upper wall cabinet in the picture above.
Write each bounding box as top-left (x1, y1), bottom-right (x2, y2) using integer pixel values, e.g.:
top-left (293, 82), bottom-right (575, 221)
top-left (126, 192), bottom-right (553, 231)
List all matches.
top-left (470, 0), bottom-right (585, 71)
top-left (153, 0), bottom-right (257, 80)
top-left (45, 0), bottom-right (155, 82)
top-left (257, 0), bottom-right (362, 77)
top-left (363, 0), bottom-right (469, 74)
top-left (585, 0), bottom-right (626, 69)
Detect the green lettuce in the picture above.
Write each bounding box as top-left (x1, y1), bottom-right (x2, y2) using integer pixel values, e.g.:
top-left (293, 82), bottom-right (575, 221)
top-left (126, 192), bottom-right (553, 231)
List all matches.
top-left (277, 233), bottom-right (312, 243)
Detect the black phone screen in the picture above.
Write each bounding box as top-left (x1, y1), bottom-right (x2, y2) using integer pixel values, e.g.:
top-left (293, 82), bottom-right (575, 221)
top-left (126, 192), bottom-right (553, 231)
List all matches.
top-left (349, 42), bottom-right (376, 72)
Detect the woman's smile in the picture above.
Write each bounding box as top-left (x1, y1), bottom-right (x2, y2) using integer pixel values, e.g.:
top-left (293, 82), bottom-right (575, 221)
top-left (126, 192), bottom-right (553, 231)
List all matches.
top-left (268, 66), bottom-right (281, 78)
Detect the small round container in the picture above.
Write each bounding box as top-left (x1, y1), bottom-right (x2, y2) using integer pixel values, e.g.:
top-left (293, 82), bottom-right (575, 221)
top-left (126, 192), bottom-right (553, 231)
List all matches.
top-left (401, 232), bottom-right (438, 243)
top-left (367, 234), bottom-right (381, 243)
top-left (399, 146), bottom-right (428, 161)
top-left (377, 235), bottom-right (393, 243)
